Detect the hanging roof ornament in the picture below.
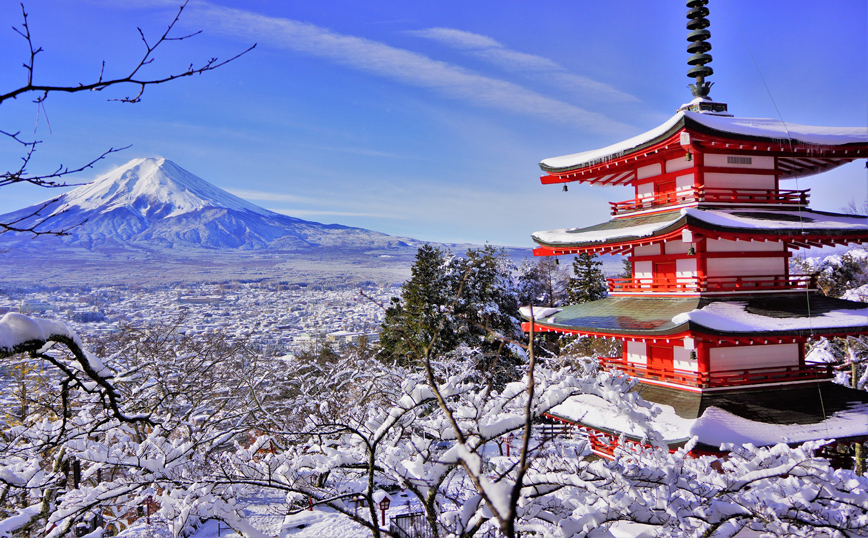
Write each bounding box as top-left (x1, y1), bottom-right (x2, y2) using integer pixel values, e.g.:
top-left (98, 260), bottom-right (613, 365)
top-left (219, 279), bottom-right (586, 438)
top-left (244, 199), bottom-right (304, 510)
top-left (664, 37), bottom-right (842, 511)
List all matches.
top-left (681, 0), bottom-right (730, 115)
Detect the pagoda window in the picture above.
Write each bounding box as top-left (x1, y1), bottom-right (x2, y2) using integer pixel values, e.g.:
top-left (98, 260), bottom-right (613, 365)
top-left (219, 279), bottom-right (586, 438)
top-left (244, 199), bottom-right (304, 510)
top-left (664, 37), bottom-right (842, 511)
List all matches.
top-left (709, 343), bottom-right (799, 370)
top-left (705, 154), bottom-right (775, 170)
top-left (655, 178), bottom-right (677, 201)
top-left (654, 261), bottom-right (677, 282)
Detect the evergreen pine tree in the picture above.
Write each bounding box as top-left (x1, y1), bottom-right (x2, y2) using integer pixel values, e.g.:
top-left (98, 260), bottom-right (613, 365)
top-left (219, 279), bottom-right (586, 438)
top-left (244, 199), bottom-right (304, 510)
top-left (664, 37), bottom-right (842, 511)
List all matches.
top-left (378, 244), bottom-right (523, 374)
top-left (621, 258), bottom-right (632, 279)
top-left (566, 253), bottom-right (608, 304)
top-left (378, 244), bottom-right (459, 365)
top-left (459, 245), bottom-right (522, 352)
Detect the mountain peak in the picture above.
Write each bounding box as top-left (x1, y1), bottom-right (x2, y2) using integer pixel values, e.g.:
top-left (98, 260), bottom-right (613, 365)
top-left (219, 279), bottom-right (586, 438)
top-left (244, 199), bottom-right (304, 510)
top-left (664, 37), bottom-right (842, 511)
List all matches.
top-left (0, 157), bottom-right (414, 252)
top-left (54, 157), bottom-right (270, 220)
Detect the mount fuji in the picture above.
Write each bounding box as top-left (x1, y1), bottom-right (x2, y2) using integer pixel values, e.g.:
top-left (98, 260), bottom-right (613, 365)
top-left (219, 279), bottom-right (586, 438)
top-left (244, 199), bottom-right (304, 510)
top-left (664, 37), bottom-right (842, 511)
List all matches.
top-left (0, 157), bottom-right (415, 252)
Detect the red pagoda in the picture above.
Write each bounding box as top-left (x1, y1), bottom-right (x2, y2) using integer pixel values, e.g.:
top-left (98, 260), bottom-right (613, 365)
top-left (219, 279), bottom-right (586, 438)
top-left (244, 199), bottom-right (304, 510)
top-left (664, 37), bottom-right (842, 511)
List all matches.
top-left (524, 0), bottom-right (868, 458)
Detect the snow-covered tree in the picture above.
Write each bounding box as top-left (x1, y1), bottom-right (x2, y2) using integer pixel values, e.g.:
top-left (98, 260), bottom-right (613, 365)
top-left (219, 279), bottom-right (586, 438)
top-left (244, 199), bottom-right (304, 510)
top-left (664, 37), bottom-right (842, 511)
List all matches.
top-left (517, 257), bottom-right (570, 308)
top-left (379, 245), bottom-right (523, 374)
top-left (2, 311), bottom-right (868, 538)
top-left (0, 313), bottom-right (271, 537)
top-left (792, 248), bottom-right (868, 299)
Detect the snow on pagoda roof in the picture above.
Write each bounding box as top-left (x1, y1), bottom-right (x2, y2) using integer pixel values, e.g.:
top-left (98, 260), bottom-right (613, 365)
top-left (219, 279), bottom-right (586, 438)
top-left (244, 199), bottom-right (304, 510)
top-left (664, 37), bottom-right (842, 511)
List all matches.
top-left (671, 299), bottom-right (868, 334)
top-left (550, 393), bottom-right (868, 447)
top-left (533, 212), bottom-right (680, 247)
top-left (532, 208), bottom-right (868, 249)
top-left (523, 294), bottom-right (868, 338)
top-left (540, 111), bottom-right (868, 173)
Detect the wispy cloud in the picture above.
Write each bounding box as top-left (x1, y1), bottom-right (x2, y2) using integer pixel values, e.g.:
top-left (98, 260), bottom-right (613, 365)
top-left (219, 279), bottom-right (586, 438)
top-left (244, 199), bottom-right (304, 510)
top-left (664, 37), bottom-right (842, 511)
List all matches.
top-left (408, 27), bottom-right (639, 103)
top-left (228, 189), bottom-right (404, 220)
top-left (225, 188), bottom-right (320, 205)
top-left (190, 4), bottom-right (633, 135)
top-left (268, 208), bottom-right (403, 219)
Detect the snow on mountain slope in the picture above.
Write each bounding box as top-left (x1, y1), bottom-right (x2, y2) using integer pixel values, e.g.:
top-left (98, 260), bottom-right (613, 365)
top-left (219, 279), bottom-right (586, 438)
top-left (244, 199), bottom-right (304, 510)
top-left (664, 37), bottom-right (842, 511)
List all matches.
top-left (53, 157), bottom-right (271, 220)
top-left (0, 157), bottom-right (414, 251)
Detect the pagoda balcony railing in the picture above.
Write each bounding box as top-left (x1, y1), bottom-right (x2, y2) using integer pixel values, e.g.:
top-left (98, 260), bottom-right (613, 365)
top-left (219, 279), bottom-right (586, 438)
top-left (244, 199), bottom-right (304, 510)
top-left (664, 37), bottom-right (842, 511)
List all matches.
top-left (607, 274), bottom-right (815, 294)
top-left (598, 356), bottom-right (833, 389)
top-left (609, 187), bottom-right (810, 215)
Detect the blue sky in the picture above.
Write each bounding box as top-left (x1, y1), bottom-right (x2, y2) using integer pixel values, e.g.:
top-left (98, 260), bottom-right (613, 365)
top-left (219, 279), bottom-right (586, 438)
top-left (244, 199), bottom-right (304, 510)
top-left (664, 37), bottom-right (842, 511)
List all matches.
top-left (1, 0), bottom-right (866, 247)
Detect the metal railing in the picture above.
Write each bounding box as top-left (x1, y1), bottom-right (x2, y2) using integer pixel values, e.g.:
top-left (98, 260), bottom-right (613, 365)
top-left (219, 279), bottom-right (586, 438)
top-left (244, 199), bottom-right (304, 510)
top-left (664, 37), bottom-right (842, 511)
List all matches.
top-left (391, 512), bottom-right (439, 538)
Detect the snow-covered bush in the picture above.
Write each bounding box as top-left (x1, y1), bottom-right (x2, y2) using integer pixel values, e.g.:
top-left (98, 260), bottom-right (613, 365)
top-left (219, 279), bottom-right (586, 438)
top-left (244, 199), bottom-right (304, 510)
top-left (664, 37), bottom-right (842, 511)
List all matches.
top-left (792, 247), bottom-right (868, 299)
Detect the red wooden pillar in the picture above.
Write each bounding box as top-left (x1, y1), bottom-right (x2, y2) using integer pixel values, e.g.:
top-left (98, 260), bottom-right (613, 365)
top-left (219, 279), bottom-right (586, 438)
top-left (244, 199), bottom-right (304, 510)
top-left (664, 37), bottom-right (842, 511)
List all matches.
top-left (693, 146), bottom-right (704, 190)
top-left (773, 155), bottom-right (780, 193)
top-left (695, 237), bottom-right (708, 286)
top-left (696, 341), bottom-right (710, 376)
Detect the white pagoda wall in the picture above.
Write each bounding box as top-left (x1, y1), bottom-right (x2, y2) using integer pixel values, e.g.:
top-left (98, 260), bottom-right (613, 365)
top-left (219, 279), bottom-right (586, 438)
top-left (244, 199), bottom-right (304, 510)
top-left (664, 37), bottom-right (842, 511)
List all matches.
top-left (665, 241), bottom-right (690, 255)
top-left (706, 257), bottom-right (785, 277)
top-left (634, 261), bottom-right (652, 280)
top-left (637, 163), bottom-right (662, 180)
top-left (676, 174), bottom-right (694, 192)
top-left (709, 343), bottom-right (799, 371)
top-left (637, 182), bottom-right (653, 200)
top-left (626, 341), bottom-right (647, 365)
top-left (703, 172), bottom-right (775, 190)
top-left (673, 346), bottom-right (697, 371)
top-left (704, 239), bottom-right (787, 278)
top-left (624, 342), bottom-right (697, 372)
top-left (666, 157), bottom-right (693, 174)
top-left (676, 259), bottom-right (698, 279)
top-left (634, 244), bottom-right (661, 256)
top-left (706, 239), bottom-right (785, 253)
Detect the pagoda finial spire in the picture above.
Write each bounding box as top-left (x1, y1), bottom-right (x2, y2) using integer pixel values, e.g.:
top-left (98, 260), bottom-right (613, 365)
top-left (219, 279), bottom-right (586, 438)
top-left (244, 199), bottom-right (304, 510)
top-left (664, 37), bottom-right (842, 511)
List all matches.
top-left (681, 0), bottom-right (729, 115)
top-left (686, 0), bottom-right (713, 98)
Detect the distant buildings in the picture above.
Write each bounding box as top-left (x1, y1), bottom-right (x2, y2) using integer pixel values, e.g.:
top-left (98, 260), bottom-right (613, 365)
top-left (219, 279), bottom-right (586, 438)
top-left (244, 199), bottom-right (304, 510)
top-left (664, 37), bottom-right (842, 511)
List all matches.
top-left (1, 282), bottom-right (392, 357)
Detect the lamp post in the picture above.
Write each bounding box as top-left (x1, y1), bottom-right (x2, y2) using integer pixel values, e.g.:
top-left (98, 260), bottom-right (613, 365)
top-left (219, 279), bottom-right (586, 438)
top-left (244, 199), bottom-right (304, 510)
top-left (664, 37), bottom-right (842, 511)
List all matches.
top-left (372, 490), bottom-right (391, 527)
top-left (145, 496), bottom-right (154, 525)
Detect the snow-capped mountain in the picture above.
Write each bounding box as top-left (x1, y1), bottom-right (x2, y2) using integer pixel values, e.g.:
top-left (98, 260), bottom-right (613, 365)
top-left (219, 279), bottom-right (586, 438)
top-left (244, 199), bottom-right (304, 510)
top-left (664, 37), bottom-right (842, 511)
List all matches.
top-left (0, 157), bottom-right (413, 251)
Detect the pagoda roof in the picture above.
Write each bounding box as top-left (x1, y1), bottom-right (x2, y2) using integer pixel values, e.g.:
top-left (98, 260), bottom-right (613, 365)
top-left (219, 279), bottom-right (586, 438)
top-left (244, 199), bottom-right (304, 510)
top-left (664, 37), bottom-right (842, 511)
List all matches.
top-left (539, 111), bottom-right (868, 182)
top-left (521, 294), bottom-right (868, 339)
top-left (532, 207), bottom-right (868, 254)
top-left (547, 383), bottom-right (868, 449)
